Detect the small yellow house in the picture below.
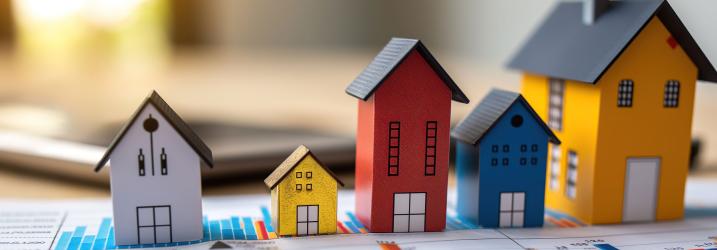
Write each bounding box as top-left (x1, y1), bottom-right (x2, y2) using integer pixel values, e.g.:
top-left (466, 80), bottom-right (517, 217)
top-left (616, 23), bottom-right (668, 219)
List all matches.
top-left (264, 145), bottom-right (344, 236)
top-left (508, 0), bottom-right (717, 224)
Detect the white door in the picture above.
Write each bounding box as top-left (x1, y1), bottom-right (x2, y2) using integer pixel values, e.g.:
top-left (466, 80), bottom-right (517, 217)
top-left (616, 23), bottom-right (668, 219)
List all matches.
top-left (499, 192), bottom-right (525, 228)
top-left (393, 193), bottom-right (426, 232)
top-left (623, 158), bottom-right (660, 222)
top-left (137, 205), bottom-right (172, 244)
top-left (297, 205), bottom-right (319, 235)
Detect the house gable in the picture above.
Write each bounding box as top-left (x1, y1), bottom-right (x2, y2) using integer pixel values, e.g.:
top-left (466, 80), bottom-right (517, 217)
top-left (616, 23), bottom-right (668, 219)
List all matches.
top-left (95, 91), bottom-right (213, 171)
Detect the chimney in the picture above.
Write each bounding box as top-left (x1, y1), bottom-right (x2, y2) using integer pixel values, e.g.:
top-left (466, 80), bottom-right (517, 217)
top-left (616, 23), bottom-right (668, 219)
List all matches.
top-left (583, 0), bottom-right (610, 25)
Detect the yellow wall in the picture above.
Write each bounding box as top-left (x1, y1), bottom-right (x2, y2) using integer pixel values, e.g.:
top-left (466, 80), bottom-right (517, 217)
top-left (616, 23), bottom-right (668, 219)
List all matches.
top-left (271, 155), bottom-right (338, 236)
top-left (521, 73), bottom-right (602, 224)
top-left (521, 16), bottom-right (697, 224)
top-left (592, 17), bottom-right (696, 223)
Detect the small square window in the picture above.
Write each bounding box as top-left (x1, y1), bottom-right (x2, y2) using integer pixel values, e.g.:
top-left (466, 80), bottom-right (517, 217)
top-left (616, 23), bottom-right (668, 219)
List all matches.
top-left (491, 145), bottom-right (499, 153)
top-left (503, 145), bottom-right (510, 152)
top-left (426, 166), bottom-right (435, 175)
top-left (296, 184), bottom-right (302, 190)
top-left (531, 157), bottom-right (538, 165)
top-left (296, 172), bottom-right (302, 178)
top-left (520, 158), bottom-right (527, 166)
top-left (306, 172), bottom-right (312, 178)
top-left (531, 144), bottom-right (538, 152)
top-left (306, 184), bottom-right (312, 191)
top-left (389, 166), bottom-right (398, 176)
top-left (491, 158), bottom-right (498, 166)
top-left (425, 156), bottom-right (435, 166)
top-left (520, 145), bottom-right (527, 152)
top-left (502, 158), bottom-right (509, 166)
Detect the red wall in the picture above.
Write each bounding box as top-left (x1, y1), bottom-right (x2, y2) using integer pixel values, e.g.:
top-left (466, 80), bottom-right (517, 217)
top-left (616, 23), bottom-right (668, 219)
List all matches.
top-left (355, 49), bottom-right (452, 232)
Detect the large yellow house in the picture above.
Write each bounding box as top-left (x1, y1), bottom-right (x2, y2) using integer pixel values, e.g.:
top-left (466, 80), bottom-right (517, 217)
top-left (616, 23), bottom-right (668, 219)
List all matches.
top-left (508, 0), bottom-right (717, 224)
top-left (264, 145), bottom-right (344, 236)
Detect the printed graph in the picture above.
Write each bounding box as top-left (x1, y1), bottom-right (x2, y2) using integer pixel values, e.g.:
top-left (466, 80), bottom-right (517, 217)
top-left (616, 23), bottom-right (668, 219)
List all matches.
top-left (51, 205), bottom-right (582, 250)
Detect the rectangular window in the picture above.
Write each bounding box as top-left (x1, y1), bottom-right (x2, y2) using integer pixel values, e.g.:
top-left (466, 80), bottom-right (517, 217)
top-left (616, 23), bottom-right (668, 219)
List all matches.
top-left (306, 171), bottom-right (312, 178)
top-left (618, 80), bottom-right (634, 107)
top-left (566, 150), bottom-right (578, 199)
top-left (664, 80), bottom-right (680, 108)
top-left (296, 172), bottom-right (302, 178)
top-left (549, 144), bottom-right (561, 191)
top-left (548, 78), bottom-right (565, 131)
top-left (388, 121), bottom-right (400, 176)
top-left (424, 121), bottom-right (437, 176)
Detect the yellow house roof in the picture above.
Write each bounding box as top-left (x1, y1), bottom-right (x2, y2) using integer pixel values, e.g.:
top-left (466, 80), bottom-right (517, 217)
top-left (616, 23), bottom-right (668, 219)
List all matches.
top-left (264, 145), bottom-right (345, 189)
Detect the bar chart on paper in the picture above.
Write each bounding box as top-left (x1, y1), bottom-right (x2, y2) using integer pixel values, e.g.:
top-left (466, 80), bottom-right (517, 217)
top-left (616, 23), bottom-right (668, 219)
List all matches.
top-left (1, 181), bottom-right (717, 250)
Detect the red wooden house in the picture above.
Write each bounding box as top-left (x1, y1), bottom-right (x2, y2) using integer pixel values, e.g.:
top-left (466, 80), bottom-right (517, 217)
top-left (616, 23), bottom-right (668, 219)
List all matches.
top-left (345, 38), bottom-right (469, 232)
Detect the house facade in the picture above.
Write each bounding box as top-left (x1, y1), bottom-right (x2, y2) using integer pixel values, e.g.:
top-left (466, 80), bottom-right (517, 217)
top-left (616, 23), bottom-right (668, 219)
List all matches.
top-left (508, 0), bottom-right (717, 224)
top-left (95, 91), bottom-right (213, 245)
top-left (265, 145), bottom-right (343, 236)
top-left (346, 38), bottom-right (469, 232)
top-left (453, 89), bottom-right (560, 228)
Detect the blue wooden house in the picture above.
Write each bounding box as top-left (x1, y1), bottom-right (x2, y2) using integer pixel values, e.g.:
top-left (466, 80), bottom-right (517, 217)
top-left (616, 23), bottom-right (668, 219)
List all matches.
top-left (451, 89), bottom-right (560, 228)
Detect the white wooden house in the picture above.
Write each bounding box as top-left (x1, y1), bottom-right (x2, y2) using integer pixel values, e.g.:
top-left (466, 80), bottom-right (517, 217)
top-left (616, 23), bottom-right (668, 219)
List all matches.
top-left (95, 91), bottom-right (213, 245)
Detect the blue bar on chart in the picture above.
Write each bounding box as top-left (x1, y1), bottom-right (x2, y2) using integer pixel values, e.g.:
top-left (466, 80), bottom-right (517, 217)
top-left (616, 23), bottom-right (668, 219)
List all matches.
top-left (242, 217), bottom-right (257, 240)
top-left (231, 216), bottom-right (245, 240)
top-left (594, 244), bottom-right (619, 250)
top-left (67, 226), bottom-right (86, 250)
top-left (220, 219), bottom-right (234, 240)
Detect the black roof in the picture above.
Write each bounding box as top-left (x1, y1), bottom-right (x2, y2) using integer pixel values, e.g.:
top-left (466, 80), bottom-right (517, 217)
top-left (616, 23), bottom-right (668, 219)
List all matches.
top-left (451, 89), bottom-right (560, 145)
top-left (95, 91), bottom-right (213, 172)
top-left (345, 37), bottom-right (470, 103)
top-left (508, 0), bottom-right (717, 83)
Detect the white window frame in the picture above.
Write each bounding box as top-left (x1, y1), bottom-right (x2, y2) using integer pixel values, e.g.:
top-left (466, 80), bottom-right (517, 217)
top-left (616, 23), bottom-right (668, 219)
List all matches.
top-left (566, 151), bottom-right (578, 199)
top-left (548, 78), bottom-right (565, 131)
top-left (549, 144), bottom-right (561, 191)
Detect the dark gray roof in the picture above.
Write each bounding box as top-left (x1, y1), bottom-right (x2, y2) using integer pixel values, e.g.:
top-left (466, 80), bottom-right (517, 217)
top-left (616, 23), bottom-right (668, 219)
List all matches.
top-left (451, 89), bottom-right (560, 145)
top-left (95, 91), bottom-right (213, 171)
top-left (345, 37), bottom-right (470, 103)
top-left (508, 0), bottom-right (717, 83)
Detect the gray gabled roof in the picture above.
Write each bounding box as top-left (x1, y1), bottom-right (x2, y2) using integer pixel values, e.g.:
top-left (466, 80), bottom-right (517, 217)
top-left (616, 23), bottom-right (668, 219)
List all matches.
top-left (508, 0), bottom-right (717, 83)
top-left (345, 37), bottom-right (470, 103)
top-left (451, 89), bottom-right (560, 145)
top-left (95, 91), bottom-right (213, 172)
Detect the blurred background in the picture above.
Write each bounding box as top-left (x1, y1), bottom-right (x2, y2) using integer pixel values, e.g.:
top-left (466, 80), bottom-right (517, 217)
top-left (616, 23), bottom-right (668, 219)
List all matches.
top-left (0, 0), bottom-right (716, 198)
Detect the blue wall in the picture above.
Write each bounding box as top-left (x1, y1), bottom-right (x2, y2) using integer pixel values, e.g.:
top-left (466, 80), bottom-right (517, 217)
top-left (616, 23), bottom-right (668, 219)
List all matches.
top-left (456, 101), bottom-right (550, 228)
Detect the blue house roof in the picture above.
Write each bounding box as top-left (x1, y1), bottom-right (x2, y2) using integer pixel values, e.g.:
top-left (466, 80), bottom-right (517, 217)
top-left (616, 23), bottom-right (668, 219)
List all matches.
top-left (451, 89), bottom-right (560, 145)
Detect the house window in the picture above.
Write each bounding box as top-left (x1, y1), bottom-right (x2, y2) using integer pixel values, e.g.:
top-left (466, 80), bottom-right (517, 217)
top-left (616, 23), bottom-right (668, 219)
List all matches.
top-left (548, 78), bottom-right (565, 131)
top-left (664, 80), bottom-right (680, 108)
top-left (138, 149), bottom-right (146, 176)
top-left (160, 148), bottom-right (168, 175)
top-left (491, 158), bottom-right (498, 166)
top-left (306, 184), bottom-right (313, 191)
top-left (617, 80), bottom-right (634, 107)
top-left (502, 158), bottom-right (509, 166)
top-left (503, 145), bottom-right (510, 152)
top-left (520, 158), bottom-right (527, 166)
top-left (566, 150), bottom-right (578, 199)
top-left (425, 121), bottom-right (437, 176)
top-left (520, 144), bottom-right (527, 152)
top-left (296, 184), bottom-right (302, 191)
top-left (296, 172), bottom-right (302, 178)
top-left (388, 121), bottom-right (400, 176)
top-left (306, 171), bottom-right (312, 178)
top-left (492, 145), bottom-right (499, 153)
top-left (549, 144), bottom-right (561, 191)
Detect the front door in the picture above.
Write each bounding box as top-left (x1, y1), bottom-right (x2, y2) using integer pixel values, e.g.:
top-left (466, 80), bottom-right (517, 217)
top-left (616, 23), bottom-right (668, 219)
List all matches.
top-left (499, 192), bottom-right (525, 228)
top-left (393, 192), bottom-right (426, 232)
top-left (297, 205), bottom-right (318, 235)
top-left (623, 158), bottom-right (660, 222)
top-left (136, 205), bottom-right (172, 244)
